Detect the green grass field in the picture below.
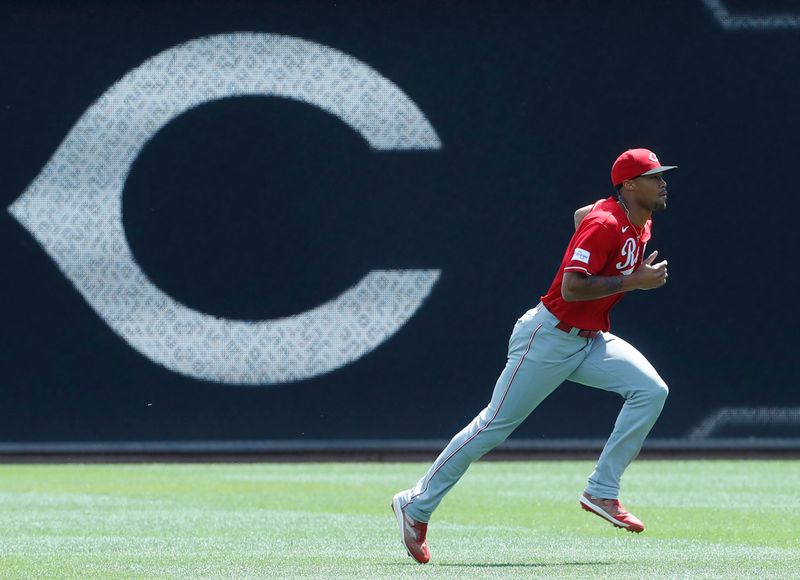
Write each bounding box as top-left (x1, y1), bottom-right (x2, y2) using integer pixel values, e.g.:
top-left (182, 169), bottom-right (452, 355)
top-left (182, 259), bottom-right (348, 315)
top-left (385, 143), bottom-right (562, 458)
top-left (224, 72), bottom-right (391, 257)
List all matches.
top-left (1, 460), bottom-right (798, 578)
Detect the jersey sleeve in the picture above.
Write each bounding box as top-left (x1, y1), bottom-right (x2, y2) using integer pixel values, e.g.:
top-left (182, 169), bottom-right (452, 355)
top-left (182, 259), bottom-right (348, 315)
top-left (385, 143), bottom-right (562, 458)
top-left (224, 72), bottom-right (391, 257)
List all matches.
top-left (641, 218), bottom-right (652, 243)
top-left (563, 220), bottom-right (618, 276)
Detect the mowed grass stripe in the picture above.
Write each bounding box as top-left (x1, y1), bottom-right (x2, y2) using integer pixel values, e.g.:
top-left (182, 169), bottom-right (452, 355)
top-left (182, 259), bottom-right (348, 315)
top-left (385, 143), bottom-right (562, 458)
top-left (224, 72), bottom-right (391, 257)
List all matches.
top-left (0, 461), bottom-right (798, 578)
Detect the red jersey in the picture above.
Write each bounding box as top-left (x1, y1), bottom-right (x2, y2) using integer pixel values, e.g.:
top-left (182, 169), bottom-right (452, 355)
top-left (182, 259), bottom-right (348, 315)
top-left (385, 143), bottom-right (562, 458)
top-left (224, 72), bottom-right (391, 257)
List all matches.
top-left (541, 196), bottom-right (652, 332)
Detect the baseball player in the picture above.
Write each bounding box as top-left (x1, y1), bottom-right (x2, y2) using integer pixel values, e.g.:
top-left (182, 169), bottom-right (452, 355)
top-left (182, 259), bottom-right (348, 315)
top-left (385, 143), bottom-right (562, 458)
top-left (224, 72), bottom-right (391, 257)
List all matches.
top-left (391, 148), bottom-right (676, 564)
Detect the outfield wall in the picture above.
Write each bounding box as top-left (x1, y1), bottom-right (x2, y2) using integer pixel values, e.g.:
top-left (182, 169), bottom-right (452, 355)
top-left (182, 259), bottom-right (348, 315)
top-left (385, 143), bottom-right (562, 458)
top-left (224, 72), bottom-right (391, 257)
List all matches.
top-left (2, 1), bottom-right (799, 452)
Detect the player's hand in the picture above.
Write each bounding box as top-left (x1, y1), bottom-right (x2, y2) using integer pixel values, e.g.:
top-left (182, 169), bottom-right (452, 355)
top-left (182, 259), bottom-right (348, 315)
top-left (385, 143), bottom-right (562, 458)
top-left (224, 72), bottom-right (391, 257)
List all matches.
top-left (632, 250), bottom-right (668, 290)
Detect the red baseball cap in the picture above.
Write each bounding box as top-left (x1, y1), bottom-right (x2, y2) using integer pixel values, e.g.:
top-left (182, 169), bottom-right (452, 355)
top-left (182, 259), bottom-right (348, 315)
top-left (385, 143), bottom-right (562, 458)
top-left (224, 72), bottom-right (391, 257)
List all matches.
top-left (611, 148), bottom-right (678, 186)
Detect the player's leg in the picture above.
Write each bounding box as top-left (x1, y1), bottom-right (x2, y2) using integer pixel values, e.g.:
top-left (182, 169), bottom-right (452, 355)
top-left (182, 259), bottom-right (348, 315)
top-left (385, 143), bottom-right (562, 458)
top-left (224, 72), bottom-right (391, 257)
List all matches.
top-left (402, 306), bottom-right (587, 524)
top-left (568, 332), bottom-right (668, 500)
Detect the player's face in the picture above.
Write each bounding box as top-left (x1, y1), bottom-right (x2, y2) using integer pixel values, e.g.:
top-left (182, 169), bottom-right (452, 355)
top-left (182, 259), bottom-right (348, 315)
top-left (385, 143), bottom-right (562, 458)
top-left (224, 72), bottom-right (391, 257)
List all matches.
top-left (632, 173), bottom-right (668, 212)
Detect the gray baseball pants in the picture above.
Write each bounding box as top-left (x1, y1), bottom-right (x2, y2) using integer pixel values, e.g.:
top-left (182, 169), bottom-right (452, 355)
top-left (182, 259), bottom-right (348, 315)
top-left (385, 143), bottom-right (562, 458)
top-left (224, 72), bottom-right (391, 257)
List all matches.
top-left (403, 303), bottom-right (668, 523)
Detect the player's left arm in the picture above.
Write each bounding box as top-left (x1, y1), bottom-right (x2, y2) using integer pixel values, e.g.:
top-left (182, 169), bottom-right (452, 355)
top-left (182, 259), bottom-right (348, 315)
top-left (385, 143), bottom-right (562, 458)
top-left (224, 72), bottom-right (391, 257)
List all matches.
top-left (573, 204), bottom-right (593, 230)
top-left (562, 251), bottom-right (668, 301)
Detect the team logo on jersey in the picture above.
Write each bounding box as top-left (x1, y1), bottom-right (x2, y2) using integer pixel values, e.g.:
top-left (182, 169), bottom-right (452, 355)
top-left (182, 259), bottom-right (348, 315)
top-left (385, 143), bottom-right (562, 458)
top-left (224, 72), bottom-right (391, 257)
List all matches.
top-left (572, 248), bottom-right (591, 264)
top-left (615, 237), bottom-right (638, 275)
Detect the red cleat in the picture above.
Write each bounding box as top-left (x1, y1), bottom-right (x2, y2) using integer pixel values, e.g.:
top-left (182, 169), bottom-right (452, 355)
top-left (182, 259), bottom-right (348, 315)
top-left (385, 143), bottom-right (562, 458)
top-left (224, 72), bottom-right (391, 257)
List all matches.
top-left (580, 492), bottom-right (645, 533)
top-left (391, 490), bottom-right (431, 564)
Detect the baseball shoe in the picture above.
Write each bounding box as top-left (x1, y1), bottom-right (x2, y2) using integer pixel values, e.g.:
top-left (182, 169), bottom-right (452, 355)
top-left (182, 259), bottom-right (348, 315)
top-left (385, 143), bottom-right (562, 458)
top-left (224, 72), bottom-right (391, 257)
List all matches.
top-left (391, 490), bottom-right (430, 564)
top-left (579, 492), bottom-right (645, 533)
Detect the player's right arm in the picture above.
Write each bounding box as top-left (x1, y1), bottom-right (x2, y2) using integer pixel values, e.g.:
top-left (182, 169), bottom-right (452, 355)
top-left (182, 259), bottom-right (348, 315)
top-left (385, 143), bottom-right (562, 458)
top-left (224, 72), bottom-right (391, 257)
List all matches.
top-left (561, 251), bottom-right (668, 301)
top-left (573, 204), bottom-right (593, 230)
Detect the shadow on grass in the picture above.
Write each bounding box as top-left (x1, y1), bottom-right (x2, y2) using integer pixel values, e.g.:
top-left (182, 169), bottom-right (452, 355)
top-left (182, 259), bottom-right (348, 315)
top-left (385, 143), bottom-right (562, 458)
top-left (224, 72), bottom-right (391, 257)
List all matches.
top-left (389, 561), bottom-right (611, 568)
top-left (435, 561), bottom-right (611, 568)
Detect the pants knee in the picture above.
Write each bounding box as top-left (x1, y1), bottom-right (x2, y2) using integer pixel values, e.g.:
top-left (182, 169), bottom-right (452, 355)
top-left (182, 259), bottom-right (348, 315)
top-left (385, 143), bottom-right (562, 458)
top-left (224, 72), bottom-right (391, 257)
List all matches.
top-left (630, 377), bottom-right (668, 406)
top-left (648, 379), bottom-right (669, 405)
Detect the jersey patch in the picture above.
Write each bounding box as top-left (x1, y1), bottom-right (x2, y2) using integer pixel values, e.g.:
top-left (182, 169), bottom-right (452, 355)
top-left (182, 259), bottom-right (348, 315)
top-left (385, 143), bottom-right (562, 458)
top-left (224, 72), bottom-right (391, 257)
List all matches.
top-left (571, 248), bottom-right (591, 264)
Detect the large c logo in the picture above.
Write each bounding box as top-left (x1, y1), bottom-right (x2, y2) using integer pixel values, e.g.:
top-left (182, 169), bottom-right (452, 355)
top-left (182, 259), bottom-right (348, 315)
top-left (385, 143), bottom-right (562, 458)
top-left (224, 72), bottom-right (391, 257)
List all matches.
top-left (8, 33), bottom-right (442, 385)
